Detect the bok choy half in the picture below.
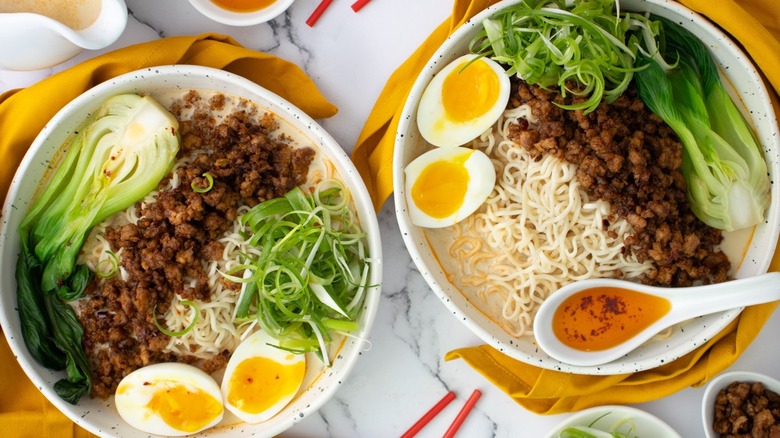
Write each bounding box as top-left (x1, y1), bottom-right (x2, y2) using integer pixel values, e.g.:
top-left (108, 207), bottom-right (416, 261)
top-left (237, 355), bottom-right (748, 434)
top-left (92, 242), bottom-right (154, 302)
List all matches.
top-left (634, 18), bottom-right (770, 231)
top-left (16, 93), bottom-right (180, 403)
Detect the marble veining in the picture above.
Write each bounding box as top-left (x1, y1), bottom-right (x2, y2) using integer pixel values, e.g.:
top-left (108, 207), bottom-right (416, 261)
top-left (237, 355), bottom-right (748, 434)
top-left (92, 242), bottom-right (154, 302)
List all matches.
top-left (2, 1), bottom-right (780, 437)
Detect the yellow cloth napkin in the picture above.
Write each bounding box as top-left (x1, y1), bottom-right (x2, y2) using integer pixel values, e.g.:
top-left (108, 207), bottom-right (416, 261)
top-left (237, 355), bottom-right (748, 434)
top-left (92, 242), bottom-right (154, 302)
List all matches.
top-left (351, 0), bottom-right (780, 414)
top-left (0, 33), bottom-right (337, 437)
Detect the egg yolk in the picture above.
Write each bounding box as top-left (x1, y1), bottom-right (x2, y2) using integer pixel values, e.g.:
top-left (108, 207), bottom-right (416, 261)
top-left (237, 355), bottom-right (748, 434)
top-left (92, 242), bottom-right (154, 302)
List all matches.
top-left (411, 152), bottom-right (471, 219)
top-left (441, 59), bottom-right (501, 122)
top-left (227, 356), bottom-right (305, 415)
top-left (144, 383), bottom-right (223, 433)
top-left (210, 0), bottom-right (276, 12)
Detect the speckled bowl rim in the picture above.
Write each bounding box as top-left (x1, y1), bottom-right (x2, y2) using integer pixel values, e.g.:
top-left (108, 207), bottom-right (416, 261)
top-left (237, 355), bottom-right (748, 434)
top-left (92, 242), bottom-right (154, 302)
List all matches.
top-left (701, 370), bottom-right (780, 438)
top-left (393, 0), bottom-right (780, 375)
top-left (0, 65), bottom-right (382, 437)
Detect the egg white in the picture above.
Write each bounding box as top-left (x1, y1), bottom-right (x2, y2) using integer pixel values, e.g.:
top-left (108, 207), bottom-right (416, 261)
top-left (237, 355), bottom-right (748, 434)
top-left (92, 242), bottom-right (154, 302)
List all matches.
top-left (404, 146), bottom-right (496, 228)
top-left (221, 330), bottom-right (306, 424)
top-left (417, 54), bottom-right (510, 148)
top-left (114, 363), bottom-right (224, 436)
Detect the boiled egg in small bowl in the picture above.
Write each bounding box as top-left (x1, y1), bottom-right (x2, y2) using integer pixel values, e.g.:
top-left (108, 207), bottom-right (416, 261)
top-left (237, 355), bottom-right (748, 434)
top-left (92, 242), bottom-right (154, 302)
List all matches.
top-left (114, 363), bottom-right (224, 436)
top-left (404, 146), bottom-right (495, 228)
top-left (416, 54), bottom-right (511, 148)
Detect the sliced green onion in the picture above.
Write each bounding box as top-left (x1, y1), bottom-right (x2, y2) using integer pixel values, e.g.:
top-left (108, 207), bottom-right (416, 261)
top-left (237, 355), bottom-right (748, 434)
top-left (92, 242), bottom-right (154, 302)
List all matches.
top-left (310, 282), bottom-right (349, 318)
top-left (191, 172), bottom-right (214, 193)
top-left (152, 300), bottom-right (199, 337)
top-left (231, 181), bottom-right (374, 362)
top-left (470, 0), bottom-right (666, 113)
top-left (322, 317), bottom-right (359, 332)
top-left (95, 250), bottom-right (119, 279)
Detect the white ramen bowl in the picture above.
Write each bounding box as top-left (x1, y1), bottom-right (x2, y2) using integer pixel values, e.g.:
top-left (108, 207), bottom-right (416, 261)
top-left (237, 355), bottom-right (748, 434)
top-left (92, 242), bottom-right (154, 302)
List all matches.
top-left (0, 65), bottom-right (382, 437)
top-left (394, 0), bottom-right (780, 375)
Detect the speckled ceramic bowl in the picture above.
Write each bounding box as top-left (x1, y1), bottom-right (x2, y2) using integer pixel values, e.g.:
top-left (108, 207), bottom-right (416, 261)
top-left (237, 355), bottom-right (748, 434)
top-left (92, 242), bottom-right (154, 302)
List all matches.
top-left (394, 0), bottom-right (780, 375)
top-left (0, 65), bottom-right (382, 437)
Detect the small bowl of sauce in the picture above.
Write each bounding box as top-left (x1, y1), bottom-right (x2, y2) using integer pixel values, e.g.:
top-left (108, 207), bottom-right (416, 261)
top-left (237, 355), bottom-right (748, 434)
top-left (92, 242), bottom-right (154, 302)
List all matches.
top-left (188, 0), bottom-right (294, 26)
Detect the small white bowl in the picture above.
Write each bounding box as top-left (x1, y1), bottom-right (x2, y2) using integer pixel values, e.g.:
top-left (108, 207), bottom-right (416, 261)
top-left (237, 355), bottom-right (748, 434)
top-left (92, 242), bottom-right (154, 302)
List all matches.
top-left (0, 0), bottom-right (127, 71)
top-left (545, 405), bottom-right (680, 438)
top-left (701, 370), bottom-right (780, 438)
top-left (188, 0), bottom-right (294, 26)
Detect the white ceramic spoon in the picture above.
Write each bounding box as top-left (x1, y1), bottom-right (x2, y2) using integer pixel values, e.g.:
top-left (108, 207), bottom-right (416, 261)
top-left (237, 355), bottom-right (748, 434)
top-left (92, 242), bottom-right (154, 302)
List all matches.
top-left (533, 272), bottom-right (780, 367)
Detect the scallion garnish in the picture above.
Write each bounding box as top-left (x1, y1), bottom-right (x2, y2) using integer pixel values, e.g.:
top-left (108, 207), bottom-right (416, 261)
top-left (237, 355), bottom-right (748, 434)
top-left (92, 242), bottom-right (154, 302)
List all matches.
top-left (191, 172), bottom-right (214, 193)
top-left (152, 300), bottom-right (199, 337)
top-left (229, 179), bottom-right (373, 365)
top-left (470, 0), bottom-right (670, 113)
top-left (95, 250), bottom-right (119, 279)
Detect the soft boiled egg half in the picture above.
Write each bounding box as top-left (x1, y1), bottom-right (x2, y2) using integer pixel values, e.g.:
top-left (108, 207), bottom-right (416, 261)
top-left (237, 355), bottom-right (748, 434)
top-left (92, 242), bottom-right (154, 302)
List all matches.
top-left (404, 146), bottom-right (496, 228)
top-left (221, 330), bottom-right (306, 423)
top-left (114, 363), bottom-right (224, 436)
top-left (417, 54), bottom-right (510, 147)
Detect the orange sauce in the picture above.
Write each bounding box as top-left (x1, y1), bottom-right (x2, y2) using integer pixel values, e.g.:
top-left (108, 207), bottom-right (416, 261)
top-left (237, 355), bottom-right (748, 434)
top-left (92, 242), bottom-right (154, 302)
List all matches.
top-left (210, 0), bottom-right (276, 12)
top-left (552, 287), bottom-right (671, 351)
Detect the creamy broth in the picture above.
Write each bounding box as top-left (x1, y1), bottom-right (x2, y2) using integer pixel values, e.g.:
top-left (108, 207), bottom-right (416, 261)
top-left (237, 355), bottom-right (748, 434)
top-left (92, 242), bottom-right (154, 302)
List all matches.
top-left (0, 0), bottom-right (101, 30)
top-left (425, 214), bottom-right (754, 339)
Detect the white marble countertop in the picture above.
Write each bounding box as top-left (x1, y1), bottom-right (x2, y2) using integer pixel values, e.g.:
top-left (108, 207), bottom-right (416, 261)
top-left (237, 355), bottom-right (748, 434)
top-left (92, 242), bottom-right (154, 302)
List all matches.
top-left (3, 1), bottom-right (780, 437)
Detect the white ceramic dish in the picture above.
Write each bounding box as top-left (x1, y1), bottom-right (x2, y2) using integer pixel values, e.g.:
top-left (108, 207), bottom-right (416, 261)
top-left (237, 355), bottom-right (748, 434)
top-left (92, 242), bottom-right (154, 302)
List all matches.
top-left (0, 65), bottom-right (382, 438)
top-left (187, 0), bottom-right (294, 26)
top-left (393, 0), bottom-right (780, 375)
top-left (545, 405), bottom-right (681, 438)
top-left (0, 0), bottom-right (127, 71)
top-left (701, 370), bottom-right (780, 438)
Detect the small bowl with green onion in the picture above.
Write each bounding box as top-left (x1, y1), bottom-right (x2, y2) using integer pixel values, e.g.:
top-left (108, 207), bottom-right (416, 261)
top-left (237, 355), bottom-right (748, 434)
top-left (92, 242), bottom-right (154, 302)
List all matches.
top-left (545, 405), bottom-right (681, 438)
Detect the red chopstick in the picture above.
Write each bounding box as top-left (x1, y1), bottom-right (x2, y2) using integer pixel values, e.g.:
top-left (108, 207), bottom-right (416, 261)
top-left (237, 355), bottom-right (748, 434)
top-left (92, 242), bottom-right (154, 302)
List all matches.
top-left (306, 0), bottom-right (334, 27)
top-left (442, 389), bottom-right (482, 438)
top-left (351, 0), bottom-right (372, 12)
top-left (400, 391), bottom-right (456, 438)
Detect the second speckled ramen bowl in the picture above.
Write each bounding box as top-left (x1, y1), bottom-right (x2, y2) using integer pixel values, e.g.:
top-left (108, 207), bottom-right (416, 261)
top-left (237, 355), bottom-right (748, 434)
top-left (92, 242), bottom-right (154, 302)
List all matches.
top-left (393, 0), bottom-right (780, 375)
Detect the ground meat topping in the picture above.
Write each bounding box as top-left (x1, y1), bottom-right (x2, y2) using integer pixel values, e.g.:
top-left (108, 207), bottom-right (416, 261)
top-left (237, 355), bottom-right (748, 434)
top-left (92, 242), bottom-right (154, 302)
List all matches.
top-left (78, 91), bottom-right (315, 399)
top-left (507, 80), bottom-right (730, 286)
top-left (714, 381), bottom-right (780, 437)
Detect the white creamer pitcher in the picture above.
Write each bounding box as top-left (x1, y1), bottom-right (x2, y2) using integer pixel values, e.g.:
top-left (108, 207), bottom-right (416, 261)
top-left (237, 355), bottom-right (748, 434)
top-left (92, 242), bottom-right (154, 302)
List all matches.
top-left (0, 0), bottom-right (127, 71)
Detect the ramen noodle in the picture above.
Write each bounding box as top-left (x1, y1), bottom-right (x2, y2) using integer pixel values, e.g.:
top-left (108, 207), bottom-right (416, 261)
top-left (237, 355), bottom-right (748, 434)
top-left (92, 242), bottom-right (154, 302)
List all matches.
top-left (429, 105), bottom-right (654, 336)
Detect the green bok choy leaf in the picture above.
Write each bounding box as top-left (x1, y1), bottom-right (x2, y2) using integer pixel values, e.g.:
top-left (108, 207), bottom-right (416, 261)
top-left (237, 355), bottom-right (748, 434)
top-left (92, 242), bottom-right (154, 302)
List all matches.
top-left (16, 93), bottom-right (180, 403)
top-left (634, 18), bottom-right (770, 231)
